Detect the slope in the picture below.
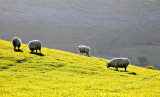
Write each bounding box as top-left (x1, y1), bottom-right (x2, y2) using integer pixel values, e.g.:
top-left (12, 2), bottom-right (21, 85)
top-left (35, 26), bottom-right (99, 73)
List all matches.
top-left (0, 39), bottom-right (160, 97)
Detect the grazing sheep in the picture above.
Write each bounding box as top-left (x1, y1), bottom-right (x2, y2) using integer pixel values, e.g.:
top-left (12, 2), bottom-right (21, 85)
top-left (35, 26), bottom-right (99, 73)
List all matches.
top-left (28, 40), bottom-right (42, 53)
top-left (107, 58), bottom-right (130, 71)
top-left (77, 45), bottom-right (90, 56)
top-left (12, 37), bottom-right (22, 50)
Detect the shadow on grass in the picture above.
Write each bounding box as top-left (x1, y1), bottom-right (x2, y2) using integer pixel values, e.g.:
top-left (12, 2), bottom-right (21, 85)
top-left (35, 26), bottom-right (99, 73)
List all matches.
top-left (107, 67), bottom-right (137, 75)
top-left (14, 49), bottom-right (23, 52)
top-left (30, 52), bottom-right (44, 56)
top-left (127, 72), bottom-right (137, 75)
top-left (16, 59), bottom-right (28, 63)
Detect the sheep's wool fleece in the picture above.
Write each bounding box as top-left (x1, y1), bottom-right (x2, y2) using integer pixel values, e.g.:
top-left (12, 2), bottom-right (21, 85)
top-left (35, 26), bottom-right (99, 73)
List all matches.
top-left (78, 45), bottom-right (90, 50)
top-left (28, 40), bottom-right (41, 49)
top-left (109, 58), bottom-right (129, 67)
top-left (12, 37), bottom-right (22, 46)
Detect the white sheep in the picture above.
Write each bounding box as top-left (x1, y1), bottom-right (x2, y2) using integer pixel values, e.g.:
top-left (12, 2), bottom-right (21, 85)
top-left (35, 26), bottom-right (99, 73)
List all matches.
top-left (12, 37), bottom-right (22, 50)
top-left (77, 45), bottom-right (90, 56)
top-left (28, 40), bottom-right (42, 53)
top-left (107, 58), bottom-right (130, 71)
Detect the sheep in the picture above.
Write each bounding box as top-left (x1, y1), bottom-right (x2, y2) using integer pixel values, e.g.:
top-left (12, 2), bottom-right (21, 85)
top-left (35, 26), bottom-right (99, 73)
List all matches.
top-left (106, 58), bottom-right (130, 71)
top-left (28, 40), bottom-right (42, 53)
top-left (77, 45), bottom-right (90, 56)
top-left (12, 37), bottom-right (22, 50)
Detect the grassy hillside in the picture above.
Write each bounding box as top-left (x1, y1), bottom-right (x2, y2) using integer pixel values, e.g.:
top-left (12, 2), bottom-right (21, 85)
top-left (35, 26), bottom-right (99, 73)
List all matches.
top-left (0, 39), bottom-right (160, 97)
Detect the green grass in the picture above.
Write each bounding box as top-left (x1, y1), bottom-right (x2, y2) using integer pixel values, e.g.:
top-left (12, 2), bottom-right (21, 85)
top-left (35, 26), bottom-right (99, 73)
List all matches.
top-left (0, 39), bottom-right (160, 97)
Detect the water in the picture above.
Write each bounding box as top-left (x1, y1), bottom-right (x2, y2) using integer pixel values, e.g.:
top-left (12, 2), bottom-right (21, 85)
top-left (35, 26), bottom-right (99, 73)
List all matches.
top-left (0, 0), bottom-right (160, 28)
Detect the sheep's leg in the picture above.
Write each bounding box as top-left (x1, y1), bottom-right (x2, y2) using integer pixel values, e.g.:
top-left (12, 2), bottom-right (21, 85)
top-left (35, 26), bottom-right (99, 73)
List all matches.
top-left (116, 67), bottom-right (118, 71)
top-left (39, 50), bottom-right (41, 53)
top-left (13, 41), bottom-right (16, 50)
top-left (18, 46), bottom-right (20, 50)
top-left (18, 44), bottom-right (20, 50)
top-left (87, 53), bottom-right (89, 56)
top-left (124, 67), bottom-right (127, 71)
top-left (36, 50), bottom-right (37, 53)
